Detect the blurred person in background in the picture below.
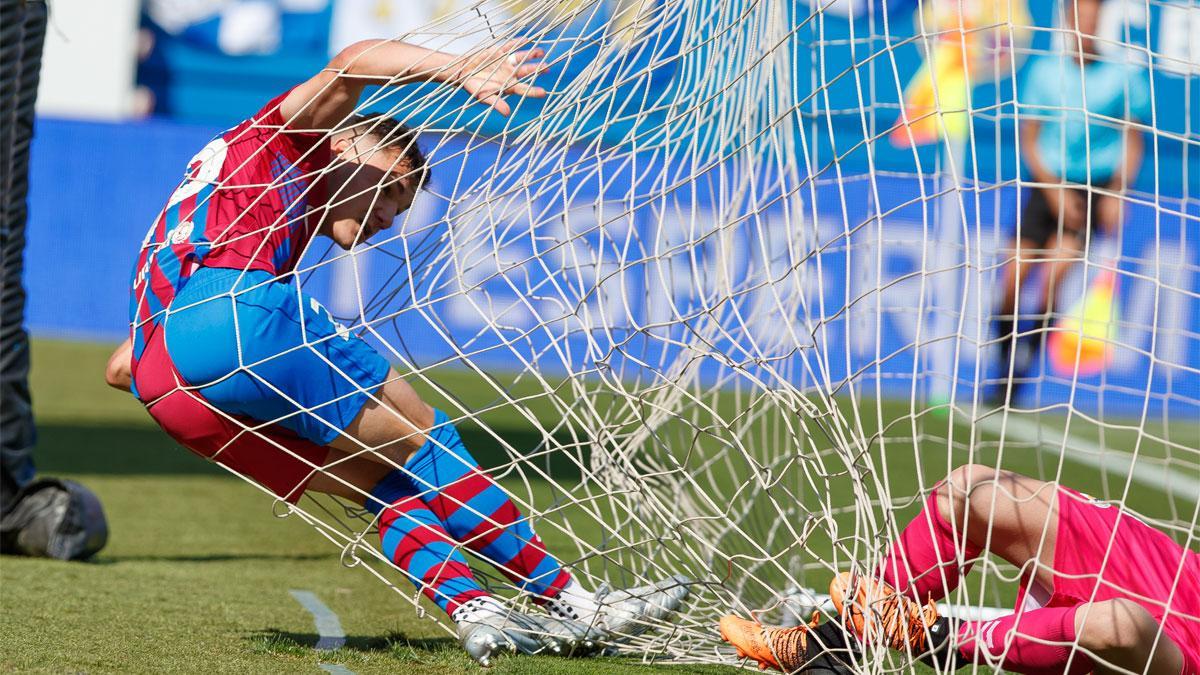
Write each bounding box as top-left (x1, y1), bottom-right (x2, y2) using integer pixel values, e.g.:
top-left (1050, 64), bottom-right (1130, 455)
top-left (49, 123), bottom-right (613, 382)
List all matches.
top-left (990, 0), bottom-right (1148, 405)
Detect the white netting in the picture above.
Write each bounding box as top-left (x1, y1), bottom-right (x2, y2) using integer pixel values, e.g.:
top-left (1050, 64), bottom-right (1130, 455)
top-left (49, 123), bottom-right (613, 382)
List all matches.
top-left (141, 0), bottom-right (1198, 670)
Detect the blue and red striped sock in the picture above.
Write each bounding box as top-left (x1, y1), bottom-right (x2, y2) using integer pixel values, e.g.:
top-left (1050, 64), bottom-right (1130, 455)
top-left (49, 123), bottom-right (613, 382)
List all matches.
top-left (366, 470), bottom-right (490, 617)
top-left (403, 410), bottom-right (573, 602)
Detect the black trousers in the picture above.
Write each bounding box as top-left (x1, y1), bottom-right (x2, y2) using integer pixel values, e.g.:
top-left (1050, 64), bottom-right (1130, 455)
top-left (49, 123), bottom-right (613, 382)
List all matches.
top-left (1, 0), bottom-right (48, 513)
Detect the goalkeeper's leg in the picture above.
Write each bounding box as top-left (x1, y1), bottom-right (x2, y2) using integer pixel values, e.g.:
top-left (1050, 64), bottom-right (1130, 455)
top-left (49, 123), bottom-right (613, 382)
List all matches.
top-left (830, 573), bottom-right (1188, 675)
top-left (955, 600), bottom-right (1187, 675)
top-left (837, 464), bottom-right (1199, 674)
top-left (876, 464), bottom-right (1056, 603)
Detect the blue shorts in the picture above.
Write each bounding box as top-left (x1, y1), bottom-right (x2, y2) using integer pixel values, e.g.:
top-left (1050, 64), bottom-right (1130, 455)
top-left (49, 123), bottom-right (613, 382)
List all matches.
top-left (163, 267), bottom-right (390, 446)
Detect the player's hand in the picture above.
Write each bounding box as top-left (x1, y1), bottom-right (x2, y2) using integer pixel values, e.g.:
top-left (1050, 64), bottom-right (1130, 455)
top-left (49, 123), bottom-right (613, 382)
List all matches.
top-left (446, 39), bottom-right (548, 116)
top-left (1096, 194), bottom-right (1123, 234)
top-left (1053, 188), bottom-right (1087, 233)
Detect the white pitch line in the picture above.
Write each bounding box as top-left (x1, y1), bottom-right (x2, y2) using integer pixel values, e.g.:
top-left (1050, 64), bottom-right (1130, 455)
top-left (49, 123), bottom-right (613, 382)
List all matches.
top-left (977, 415), bottom-right (1200, 504)
top-left (290, 589), bottom-right (356, 675)
top-left (290, 590), bottom-right (348, 650)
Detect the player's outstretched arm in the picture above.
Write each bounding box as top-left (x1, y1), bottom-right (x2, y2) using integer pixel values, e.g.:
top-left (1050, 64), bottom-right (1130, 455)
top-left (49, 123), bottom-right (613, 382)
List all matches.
top-left (281, 38), bottom-right (547, 132)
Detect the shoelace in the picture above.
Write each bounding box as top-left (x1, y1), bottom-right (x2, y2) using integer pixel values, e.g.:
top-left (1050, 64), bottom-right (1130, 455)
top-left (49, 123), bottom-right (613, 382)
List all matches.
top-left (856, 586), bottom-right (939, 653)
top-left (764, 612), bottom-right (820, 670)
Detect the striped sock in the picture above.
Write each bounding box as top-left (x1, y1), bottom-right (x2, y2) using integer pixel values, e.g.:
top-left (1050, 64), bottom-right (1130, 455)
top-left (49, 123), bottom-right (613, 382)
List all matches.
top-left (403, 410), bottom-right (573, 602)
top-left (366, 470), bottom-right (490, 617)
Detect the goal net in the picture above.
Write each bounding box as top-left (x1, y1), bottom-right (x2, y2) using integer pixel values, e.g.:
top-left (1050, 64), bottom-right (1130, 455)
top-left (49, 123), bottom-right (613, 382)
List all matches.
top-left (145, 0), bottom-right (1198, 669)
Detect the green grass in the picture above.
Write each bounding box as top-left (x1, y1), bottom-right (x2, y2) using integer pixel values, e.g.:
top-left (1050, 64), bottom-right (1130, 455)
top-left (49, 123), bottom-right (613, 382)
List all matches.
top-left (0, 340), bottom-right (731, 674)
top-left (2, 339), bottom-right (1194, 673)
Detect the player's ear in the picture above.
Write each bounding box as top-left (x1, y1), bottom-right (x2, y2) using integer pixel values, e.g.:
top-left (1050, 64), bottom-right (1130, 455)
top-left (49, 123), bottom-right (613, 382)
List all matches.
top-left (330, 133), bottom-right (355, 158)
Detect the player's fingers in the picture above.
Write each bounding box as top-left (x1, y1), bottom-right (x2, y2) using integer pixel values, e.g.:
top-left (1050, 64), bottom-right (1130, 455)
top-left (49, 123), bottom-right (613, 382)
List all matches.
top-left (479, 93), bottom-right (510, 116)
top-left (509, 47), bottom-right (544, 65)
top-left (516, 61), bottom-right (549, 79)
top-left (499, 37), bottom-right (531, 54)
top-left (509, 82), bottom-right (547, 99)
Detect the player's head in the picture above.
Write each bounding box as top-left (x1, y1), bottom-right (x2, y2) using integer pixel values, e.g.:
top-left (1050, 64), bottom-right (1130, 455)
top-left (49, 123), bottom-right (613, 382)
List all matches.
top-left (325, 114), bottom-right (430, 249)
top-left (1063, 0), bottom-right (1103, 57)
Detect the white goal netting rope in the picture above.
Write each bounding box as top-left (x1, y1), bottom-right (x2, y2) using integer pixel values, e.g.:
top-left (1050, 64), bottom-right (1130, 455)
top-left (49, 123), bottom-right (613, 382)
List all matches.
top-left (140, 0), bottom-right (1197, 670)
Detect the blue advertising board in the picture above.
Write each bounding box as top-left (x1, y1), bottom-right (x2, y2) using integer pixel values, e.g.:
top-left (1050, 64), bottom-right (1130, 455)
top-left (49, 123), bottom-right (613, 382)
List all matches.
top-left (26, 115), bottom-right (1198, 417)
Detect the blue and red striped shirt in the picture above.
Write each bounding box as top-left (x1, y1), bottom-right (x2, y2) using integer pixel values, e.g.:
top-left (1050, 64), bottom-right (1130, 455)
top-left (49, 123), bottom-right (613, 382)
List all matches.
top-left (129, 91), bottom-right (330, 387)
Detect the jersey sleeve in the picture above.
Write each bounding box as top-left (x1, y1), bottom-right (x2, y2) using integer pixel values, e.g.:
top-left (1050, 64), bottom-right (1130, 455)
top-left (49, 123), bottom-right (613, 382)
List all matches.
top-left (249, 88), bottom-right (327, 157)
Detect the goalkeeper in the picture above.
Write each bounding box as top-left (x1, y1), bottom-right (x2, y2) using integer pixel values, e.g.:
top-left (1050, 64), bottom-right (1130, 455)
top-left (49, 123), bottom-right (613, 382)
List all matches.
top-left (720, 465), bottom-right (1199, 674)
top-left (105, 39), bottom-right (687, 666)
top-left (991, 0), bottom-right (1148, 403)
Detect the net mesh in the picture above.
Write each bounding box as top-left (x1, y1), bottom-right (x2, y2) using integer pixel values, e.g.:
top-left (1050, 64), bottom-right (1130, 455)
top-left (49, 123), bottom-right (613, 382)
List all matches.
top-left (139, 0), bottom-right (1197, 669)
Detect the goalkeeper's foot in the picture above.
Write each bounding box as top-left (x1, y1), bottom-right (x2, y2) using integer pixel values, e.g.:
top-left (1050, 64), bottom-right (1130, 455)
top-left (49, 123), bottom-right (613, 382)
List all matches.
top-left (828, 571), bottom-right (940, 654)
top-left (719, 614), bottom-right (857, 674)
top-left (454, 597), bottom-right (597, 667)
top-left (546, 574), bottom-right (691, 639)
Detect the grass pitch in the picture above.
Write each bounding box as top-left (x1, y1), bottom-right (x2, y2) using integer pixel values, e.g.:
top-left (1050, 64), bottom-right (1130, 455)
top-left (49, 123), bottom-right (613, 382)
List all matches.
top-left (2, 339), bottom-right (1194, 674)
top-left (0, 340), bottom-right (731, 674)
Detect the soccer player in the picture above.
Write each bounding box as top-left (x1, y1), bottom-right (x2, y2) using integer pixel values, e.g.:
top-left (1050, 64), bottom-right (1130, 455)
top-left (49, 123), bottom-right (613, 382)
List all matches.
top-left (720, 464), bottom-right (1199, 674)
top-left (991, 0), bottom-right (1148, 403)
top-left (104, 39), bottom-right (687, 666)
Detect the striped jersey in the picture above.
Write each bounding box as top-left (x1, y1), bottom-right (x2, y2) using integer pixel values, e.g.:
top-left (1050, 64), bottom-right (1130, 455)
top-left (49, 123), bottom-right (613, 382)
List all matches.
top-left (128, 90), bottom-right (330, 383)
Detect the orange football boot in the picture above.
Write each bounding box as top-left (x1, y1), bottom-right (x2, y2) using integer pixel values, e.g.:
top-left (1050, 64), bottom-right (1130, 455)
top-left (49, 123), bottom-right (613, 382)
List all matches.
top-left (719, 613), bottom-right (820, 672)
top-left (828, 571), bottom-right (940, 654)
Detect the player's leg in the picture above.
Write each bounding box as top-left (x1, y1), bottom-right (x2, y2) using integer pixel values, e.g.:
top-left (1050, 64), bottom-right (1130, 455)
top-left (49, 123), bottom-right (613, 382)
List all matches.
top-left (993, 183), bottom-right (1074, 405)
top-left (156, 270), bottom-right (596, 661)
top-left (164, 268), bottom-right (685, 636)
top-left (831, 468), bottom-right (1188, 674)
top-left (836, 588), bottom-right (1184, 675)
top-left (996, 236), bottom-right (1045, 339)
top-left (804, 466), bottom-right (1057, 667)
top-left (992, 235), bottom-right (1048, 404)
top-left (330, 385), bottom-right (578, 599)
top-left (308, 454), bottom-right (488, 613)
top-left (333, 392), bottom-right (689, 635)
top-left (877, 464), bottom-right (1057, 603)
top-left (1038, 228), bottom-right (1085, 323)
top-left (307, 455), bottom-right (595, 664)
top-left (953, 598), bottom-right (1185, 675)
top-left (134, 369), bottom-right (495, 627)
top-left (1072, 599), bottom-right (1187, 675)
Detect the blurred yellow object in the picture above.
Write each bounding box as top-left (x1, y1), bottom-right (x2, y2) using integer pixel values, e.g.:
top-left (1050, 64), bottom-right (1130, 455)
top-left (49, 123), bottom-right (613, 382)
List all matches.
top-left (892, 46), bottom-right (969, 147)
top-left (1049, 269), bottom-right (1119, 377)
top-left (892, 0), bottom-right (1032, 148)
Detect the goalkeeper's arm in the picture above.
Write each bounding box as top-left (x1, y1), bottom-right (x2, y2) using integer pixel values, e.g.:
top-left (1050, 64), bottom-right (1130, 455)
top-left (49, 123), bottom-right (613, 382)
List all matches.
top-left (280, 38), bottom-right (547, 132)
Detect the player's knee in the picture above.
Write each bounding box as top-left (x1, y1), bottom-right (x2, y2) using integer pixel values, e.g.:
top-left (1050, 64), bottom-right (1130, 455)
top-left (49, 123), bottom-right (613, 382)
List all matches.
top-left (1076, 599), bottom-right (1160, 655)
top-left (936, 464), bottom-right (997, 527)
top-left (376, 379), bottom-right (436, 430)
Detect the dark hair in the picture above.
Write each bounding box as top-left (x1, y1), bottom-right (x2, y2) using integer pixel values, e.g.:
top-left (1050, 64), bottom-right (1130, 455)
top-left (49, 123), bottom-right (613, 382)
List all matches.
top-left (342, 113), bottom-right (431, 189)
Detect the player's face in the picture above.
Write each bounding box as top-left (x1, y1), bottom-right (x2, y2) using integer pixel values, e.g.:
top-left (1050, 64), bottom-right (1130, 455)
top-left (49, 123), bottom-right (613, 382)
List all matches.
top-left (325, 141), bottom-right (418, 250)
top-left (1066, 0), bottom-right (1102, 56)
